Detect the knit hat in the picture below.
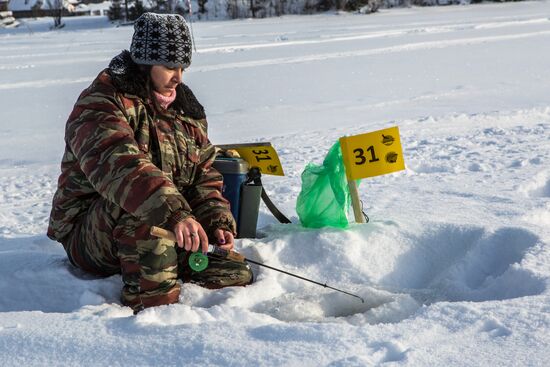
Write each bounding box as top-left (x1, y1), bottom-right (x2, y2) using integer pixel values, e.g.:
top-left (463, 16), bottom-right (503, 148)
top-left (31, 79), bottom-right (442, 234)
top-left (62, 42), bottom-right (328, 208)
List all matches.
top-left (130, 13), bottom-right (192, 69)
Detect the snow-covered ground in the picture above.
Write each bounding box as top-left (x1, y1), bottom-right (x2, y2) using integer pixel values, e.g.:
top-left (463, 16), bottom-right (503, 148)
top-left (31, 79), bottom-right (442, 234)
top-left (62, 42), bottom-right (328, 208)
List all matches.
top-left (1, 2), bottom-right (550, 365)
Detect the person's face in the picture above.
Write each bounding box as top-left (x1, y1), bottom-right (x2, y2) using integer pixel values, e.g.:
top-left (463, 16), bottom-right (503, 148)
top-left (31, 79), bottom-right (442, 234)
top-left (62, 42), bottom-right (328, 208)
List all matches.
top-left (150, 65), bottom-right (183, 96)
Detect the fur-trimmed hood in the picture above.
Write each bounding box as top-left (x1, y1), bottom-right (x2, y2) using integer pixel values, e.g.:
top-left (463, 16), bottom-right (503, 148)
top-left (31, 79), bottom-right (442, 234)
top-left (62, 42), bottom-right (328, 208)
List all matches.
top-left (106, 50), bottom-right (206, 120)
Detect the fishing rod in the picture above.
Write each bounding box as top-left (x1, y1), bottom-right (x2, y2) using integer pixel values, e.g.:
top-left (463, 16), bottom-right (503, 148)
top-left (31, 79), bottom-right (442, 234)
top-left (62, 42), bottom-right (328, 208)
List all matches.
top-left (150, 226), bottom-right (365, 303)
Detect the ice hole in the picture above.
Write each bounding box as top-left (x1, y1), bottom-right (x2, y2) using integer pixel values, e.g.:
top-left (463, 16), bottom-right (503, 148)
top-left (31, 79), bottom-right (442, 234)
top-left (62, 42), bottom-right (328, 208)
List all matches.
top-left (252, 286), bottom-right (420, 324)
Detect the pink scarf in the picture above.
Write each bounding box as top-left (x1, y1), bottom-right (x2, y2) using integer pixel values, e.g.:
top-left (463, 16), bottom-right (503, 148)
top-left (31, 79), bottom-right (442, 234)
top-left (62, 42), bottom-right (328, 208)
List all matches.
top-left (153, 89), bottom-right (177, 110)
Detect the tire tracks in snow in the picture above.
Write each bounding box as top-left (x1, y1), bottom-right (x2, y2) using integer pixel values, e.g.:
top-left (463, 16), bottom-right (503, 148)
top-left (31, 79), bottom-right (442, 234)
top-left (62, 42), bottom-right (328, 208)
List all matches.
top-left (3, 28), bottom-right (550, 90)
top-left (0, 76), bottom-right (95, 90)
top-left (195, 29), bottom-right (550, 72)
top-left (196, 16), bottom-right (550, 53)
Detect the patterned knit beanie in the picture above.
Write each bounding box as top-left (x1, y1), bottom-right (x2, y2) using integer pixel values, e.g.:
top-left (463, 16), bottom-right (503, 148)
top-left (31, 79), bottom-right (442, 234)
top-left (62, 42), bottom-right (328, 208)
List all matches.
top-left (130, 13), bottom-right (192, 69)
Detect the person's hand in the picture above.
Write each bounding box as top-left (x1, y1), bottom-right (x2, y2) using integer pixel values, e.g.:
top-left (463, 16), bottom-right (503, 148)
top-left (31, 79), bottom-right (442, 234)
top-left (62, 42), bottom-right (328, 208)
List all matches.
top-left (213, 229), bottom-right (234, 251)
top-left (173, 217), bottom-right (209, 253)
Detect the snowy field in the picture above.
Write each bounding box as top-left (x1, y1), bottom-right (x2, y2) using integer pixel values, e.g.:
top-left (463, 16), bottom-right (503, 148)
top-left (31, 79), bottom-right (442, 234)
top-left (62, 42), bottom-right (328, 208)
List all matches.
top-left (1, 1), bottom-right (550, 365)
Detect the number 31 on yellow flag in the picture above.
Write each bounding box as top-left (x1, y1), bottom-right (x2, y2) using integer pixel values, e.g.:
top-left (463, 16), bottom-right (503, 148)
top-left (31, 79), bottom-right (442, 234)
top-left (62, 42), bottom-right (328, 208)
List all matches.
top-left (339, 126), bottom-right (405, 180)
top-left (217, 142), bottom-right (285, 176)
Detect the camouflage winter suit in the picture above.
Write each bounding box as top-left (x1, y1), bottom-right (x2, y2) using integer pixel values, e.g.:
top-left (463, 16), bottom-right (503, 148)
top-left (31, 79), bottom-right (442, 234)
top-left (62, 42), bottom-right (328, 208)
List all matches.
top-left (48, 51), bottom-right (253, 310)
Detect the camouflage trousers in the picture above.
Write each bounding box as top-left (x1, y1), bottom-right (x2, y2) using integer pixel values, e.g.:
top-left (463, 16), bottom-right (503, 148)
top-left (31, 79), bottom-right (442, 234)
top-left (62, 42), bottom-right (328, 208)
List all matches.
top-left (62, 197), bottom-right (253, 310)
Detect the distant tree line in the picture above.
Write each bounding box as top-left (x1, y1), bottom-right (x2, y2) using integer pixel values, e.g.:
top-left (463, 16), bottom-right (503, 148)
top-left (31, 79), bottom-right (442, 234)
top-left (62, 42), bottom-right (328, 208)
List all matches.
top-left (109, 0), bottom-right (529, 21)
top-left (109, 0), bottom-right (146, 21)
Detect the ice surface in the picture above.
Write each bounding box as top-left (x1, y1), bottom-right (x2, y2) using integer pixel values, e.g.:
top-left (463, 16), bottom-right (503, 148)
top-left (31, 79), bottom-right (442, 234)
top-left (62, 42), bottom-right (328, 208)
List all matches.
top-left (1, 2), bottom-right (550, 366)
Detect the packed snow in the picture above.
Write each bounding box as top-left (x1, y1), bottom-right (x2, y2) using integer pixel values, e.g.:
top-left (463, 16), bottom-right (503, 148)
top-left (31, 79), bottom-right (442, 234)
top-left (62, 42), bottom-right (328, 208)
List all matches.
top-left (1, 2), bottom-right (549, 365)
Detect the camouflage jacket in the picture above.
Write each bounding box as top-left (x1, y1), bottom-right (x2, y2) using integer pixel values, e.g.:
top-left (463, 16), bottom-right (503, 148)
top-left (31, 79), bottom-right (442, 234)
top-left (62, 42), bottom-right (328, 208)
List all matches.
top-left (48, 51), bottom-right (235, 242)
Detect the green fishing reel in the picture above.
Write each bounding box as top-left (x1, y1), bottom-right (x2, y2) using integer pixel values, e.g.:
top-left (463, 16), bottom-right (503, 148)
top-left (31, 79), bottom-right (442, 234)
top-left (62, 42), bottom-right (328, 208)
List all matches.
top-left (188, 252), bottom-right (209, 272)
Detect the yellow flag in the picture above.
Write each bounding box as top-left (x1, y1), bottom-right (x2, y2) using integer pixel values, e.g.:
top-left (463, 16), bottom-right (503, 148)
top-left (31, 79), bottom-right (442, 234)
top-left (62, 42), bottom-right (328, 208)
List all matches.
top-left (339, 126), bottom-right (405, 180)
top-left (217, 143), bottom-right (284, 176)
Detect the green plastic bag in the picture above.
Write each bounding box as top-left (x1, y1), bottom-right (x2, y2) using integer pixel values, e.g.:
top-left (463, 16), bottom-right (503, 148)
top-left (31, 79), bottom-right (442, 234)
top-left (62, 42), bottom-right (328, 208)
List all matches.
top-left (296, 141), bottom-right (351, 228)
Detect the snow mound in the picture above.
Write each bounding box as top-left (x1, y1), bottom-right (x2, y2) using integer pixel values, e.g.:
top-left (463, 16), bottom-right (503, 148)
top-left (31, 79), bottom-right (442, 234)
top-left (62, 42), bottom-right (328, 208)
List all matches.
top-left (2, 222), bottom-right (543, 322)
top-left (522, 203), bottom-right (550, 227)
top-left (521, 171), bottom-right (550, 198)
